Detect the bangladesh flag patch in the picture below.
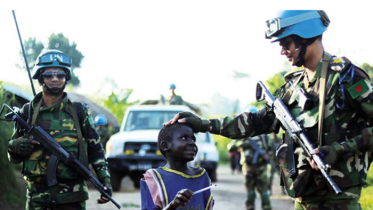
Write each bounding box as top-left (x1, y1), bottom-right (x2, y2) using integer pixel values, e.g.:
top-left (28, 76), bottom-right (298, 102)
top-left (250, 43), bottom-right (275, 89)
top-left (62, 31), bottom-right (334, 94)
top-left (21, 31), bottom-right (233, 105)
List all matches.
top-left (88, 116), bottom-right (95, 127)
top-left (348, 79), bottom-right (369, 99)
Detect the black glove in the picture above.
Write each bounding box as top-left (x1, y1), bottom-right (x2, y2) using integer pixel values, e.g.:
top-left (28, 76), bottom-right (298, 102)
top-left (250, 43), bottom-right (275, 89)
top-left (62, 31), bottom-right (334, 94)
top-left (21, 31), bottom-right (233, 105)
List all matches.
top-left (318, 142), bottom-right (344, 165)
top-left (101, 177), bottom-right (112, 197)
top-left (8, 137), bottom-right (35, 156)
top-left (179, 112), bottom-right (210, 133)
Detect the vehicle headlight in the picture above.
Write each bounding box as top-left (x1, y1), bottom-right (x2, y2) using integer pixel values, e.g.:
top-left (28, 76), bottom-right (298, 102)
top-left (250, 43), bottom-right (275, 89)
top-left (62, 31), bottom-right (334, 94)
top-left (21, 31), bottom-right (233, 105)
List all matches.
top-left (105, 140), bottom-right (123, 157)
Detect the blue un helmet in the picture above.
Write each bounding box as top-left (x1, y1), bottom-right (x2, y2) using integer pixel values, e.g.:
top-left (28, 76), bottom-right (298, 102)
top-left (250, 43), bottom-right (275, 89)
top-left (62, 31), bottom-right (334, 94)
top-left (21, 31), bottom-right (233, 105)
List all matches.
top-left (265, 10), bottom-right (330, 41)
top-left (265, 10), bottom-right (330, 67)
top-left (170, 83), bottom-right (176, 89)
top-left (94, 114), bottom-right (108, 126)
top-left (32, 49), bottom-right (73, 82)
top-left (244, 105), bottom-right (259, 113)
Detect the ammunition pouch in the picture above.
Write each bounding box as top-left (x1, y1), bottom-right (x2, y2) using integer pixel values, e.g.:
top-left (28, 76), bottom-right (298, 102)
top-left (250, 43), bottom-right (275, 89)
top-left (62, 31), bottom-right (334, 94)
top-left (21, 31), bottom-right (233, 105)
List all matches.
top-left (276, 134), bottom-right (313, 198)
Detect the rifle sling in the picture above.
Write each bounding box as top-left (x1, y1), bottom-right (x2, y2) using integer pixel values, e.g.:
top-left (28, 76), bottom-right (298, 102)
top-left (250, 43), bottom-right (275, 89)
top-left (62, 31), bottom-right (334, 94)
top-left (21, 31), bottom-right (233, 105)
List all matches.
top-left (318, 53), bottom-right (331, 146)
top-left (69, 101), bottom-right (89, 169)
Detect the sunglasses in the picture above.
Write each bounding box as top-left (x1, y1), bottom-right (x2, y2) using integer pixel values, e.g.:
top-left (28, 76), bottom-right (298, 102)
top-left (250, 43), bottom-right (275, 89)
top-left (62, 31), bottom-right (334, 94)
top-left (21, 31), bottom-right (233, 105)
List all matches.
top-left (279, 39), bottom-right (292, 50)
top-left (36, 53), bottom-right (72, 66)
top-left (42, 71), bottom-right (66, 80)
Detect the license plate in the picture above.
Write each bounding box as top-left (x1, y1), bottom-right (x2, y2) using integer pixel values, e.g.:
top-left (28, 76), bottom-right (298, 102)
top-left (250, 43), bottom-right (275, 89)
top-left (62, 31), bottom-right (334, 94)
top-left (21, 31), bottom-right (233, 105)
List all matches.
top-left (129, 163), bottom-right (152, 171)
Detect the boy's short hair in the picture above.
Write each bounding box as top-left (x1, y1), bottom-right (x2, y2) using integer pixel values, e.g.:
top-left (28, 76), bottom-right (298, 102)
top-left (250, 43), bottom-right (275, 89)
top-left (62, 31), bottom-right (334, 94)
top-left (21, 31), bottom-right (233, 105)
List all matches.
top-left (158, 123), bottom-right (192, 157)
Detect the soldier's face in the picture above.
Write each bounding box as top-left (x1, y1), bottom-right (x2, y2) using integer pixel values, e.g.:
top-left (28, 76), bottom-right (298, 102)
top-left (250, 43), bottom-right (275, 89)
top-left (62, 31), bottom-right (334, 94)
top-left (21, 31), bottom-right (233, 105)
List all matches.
top-left (42, 67), bottom-right (66, 88)
top-left (279, 37), bottom-right (300, 66)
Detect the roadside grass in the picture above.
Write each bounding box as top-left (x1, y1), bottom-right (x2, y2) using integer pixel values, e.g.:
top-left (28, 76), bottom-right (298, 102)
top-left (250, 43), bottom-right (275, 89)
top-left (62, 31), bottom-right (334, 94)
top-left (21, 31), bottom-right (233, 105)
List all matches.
top-left (361, 165), bottom-right (373, 209)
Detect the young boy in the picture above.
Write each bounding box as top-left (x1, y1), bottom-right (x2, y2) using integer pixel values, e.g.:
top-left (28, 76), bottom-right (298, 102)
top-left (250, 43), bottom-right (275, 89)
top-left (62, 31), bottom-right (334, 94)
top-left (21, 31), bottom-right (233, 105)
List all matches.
top-left (140, 123), bottom-right (214, 210)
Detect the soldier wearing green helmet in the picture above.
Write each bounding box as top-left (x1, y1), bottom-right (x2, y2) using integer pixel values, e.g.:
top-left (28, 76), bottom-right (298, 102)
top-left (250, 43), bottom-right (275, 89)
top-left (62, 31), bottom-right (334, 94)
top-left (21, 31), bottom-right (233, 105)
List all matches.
top-left (7, 49), bottom-right (112, 209)
top-left (165, 10), bottom-right (373, 209)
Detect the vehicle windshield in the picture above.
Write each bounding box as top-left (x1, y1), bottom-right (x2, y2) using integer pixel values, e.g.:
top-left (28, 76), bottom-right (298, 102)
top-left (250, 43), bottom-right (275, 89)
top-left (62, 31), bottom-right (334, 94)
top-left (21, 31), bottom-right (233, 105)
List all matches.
top-left (123, 110), bottom-right (180, 131)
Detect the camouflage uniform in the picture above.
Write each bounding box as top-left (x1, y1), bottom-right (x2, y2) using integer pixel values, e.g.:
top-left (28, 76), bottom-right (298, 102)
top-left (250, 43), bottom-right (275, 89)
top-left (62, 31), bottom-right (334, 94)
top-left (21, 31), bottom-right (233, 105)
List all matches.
top-left (8, 92), bottom-right (110, 210)
top-left (235, 135), bottom-right (272, 210)
top-left (207, 54), bottom-right (373, 209)
top-left (169, 95), bottom-right (184, 105)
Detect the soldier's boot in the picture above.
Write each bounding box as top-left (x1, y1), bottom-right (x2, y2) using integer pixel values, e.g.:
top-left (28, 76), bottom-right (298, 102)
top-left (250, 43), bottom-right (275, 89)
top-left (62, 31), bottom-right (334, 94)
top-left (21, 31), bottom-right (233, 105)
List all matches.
top-left (246, 190), bottom-right (256, 210)
top-left (245, 201), bottom-right (255, 210)
top-left (260, 190), bottom-right (272, 210)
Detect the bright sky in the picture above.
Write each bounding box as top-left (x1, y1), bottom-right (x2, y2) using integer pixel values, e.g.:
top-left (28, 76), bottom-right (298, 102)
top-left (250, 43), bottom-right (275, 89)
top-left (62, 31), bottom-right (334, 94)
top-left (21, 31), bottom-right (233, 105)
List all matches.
top-left (1, 1), bottom-right (372, 111)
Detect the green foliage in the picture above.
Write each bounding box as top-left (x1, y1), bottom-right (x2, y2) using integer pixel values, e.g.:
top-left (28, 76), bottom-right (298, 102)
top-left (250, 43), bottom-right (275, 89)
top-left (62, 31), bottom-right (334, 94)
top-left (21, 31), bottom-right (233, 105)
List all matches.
top-left (265, 70), bottom-right (286, 95)
top-left (103, 89), bottom-right (138, 126)
top-left (251, 70), bottom-right (287, 109)
top-left (212, 134), bottom-right (232, 164)
top-left (362, 63), bottom-right (373, 83)
top-left (0, 83), bottom-right (26, 208)
top-left (19, 33), bottom-right (83, 86)
top-left (16, 37), bottom-right (44, 71)
top-left (361, 166), bottom-right (373, 209)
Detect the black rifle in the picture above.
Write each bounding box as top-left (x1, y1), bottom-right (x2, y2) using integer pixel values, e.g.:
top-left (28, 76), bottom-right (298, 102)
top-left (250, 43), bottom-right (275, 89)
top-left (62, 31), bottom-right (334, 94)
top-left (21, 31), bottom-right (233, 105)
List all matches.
top-left (0, 104), bottom-right (121, 209)
top-left (12, 10), bottom-right (36, 96)
top-left (256, 81), bottom-right (342, 195)
top-left (248, 138), bottom-right (280, 176)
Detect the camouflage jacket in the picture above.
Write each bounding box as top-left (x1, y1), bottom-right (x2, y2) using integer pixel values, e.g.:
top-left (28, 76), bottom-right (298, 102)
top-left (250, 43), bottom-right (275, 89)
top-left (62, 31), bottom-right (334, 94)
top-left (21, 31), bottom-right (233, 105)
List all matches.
top-left (8, 92), bottom-right (110, 202)
top-left (208, 53), bottom-right (373, 196)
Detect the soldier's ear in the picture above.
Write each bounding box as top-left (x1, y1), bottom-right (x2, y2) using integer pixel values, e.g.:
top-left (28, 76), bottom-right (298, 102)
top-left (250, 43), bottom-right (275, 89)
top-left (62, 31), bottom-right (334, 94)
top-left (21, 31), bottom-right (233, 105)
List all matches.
top-left (160, 140), bottom-right (170, 153)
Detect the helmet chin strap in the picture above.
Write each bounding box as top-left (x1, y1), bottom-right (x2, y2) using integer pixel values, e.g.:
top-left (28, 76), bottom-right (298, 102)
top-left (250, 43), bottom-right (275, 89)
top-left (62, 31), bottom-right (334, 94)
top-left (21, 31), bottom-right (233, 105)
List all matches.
top-left (293, 36), bottom-right (318, 67)
top-left (42, 82), bottom-right (66, 95)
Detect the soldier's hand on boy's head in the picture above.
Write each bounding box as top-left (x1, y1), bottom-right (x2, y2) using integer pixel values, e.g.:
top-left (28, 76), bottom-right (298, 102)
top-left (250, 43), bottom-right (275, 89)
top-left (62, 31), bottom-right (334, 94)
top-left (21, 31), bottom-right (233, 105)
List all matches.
top-left (171, 189), bottom-right (193, 207)
top-left (169, 112), bottom-right (209, 133)
top-left (163, 113), bottom-right (181, 126)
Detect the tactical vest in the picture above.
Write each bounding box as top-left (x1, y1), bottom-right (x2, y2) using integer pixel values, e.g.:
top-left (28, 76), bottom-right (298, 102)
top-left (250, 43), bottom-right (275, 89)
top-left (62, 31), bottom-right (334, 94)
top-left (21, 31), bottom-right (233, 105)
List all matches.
top-left (20, 93), bottom-right (88, 183)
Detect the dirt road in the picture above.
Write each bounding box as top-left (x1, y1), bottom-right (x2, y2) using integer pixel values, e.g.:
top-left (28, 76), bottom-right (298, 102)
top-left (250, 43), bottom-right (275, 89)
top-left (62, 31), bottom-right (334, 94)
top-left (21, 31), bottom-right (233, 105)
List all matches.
top-left (87, 164), bottom-right (294, 210)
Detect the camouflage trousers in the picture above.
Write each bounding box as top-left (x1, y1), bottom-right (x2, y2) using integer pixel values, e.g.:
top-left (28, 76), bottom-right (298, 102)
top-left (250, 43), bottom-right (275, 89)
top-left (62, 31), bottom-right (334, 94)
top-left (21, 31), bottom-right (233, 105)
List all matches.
top-left (294, 186), bottom-right (362, 210)
top-left (26, 180), bottom-right (88, 210)
top-left (243, 163), bottom-right (271, 210)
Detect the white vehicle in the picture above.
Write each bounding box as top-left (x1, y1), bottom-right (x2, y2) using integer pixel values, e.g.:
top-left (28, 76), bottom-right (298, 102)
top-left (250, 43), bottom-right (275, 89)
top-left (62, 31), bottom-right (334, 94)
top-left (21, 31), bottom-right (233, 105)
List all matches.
top-left (106, 105), bottom-right (219, 191)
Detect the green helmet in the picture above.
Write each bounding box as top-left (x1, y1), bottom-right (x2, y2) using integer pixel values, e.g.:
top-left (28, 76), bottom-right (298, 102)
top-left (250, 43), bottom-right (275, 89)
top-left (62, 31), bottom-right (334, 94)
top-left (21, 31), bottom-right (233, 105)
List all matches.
top-left (32, 49), bottom-right (72, 81)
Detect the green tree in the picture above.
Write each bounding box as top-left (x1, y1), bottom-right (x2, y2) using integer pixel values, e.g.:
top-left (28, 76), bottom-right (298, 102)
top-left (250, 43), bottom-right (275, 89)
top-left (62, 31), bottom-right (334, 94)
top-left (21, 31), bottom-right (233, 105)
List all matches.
top-left (19, 33), bottom-right (83, 86)
top-left (362, 63), bottom-right (373, 83)
top-left (103, 89), bottom-right (139, 126)
top-left (0, 83), bottom-right (26, 209)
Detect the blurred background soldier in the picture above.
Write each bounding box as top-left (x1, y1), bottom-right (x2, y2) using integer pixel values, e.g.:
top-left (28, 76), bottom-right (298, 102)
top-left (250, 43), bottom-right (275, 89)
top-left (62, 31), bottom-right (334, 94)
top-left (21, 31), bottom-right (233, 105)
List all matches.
top-left (169, 83), bottom-right (184, 105)
top-left (94, 114), bottom-right (111, 150)
top-left (234, 134), bottom-right (273, 210)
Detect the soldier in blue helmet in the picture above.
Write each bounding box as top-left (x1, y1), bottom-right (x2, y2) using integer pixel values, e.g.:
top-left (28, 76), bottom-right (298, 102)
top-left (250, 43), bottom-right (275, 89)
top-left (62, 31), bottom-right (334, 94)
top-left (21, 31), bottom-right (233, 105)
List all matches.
top-left (94, 114), bottom-right (112, 150)
top-left (8, 49), bottom-right (112, 209)
top-left (169, 83), bottom-right (184, 105)
top-left (165, 10), bottom-right (373, 209)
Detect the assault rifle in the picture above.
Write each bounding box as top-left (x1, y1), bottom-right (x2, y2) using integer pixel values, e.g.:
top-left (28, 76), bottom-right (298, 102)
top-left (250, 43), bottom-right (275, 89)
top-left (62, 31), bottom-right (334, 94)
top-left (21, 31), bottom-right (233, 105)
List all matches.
top-left (248, 138), bottom-right (280, 176)
top-left (0, 104), bottom-right (121, 209)
top-left (256, 81), bottom-right (342, 195)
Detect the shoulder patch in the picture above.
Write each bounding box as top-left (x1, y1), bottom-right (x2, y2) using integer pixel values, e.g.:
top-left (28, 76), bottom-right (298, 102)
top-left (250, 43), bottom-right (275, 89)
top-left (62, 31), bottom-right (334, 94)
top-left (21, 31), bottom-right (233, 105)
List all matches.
top-left (348, 79), bottom-right (370, 99)
top-left (81, 102), bottom-right (95, 127)
top-left (329, 56), bottom-right (351, 72)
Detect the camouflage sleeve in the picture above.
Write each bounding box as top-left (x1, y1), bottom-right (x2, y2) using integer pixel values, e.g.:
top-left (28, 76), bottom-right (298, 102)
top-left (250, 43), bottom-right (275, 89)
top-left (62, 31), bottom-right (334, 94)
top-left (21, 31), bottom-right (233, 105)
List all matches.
top-left (340, 65), bottom-right (373, 154)
top-left (208, 108), bottom-right (275, 139)
top-left (82, 108), bottom-right (111, 181)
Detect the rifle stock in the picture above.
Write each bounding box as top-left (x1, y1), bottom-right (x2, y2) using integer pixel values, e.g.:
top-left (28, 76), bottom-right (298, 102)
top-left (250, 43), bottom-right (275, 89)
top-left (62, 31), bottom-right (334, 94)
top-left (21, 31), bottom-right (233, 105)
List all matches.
top-left (1, 104), bottom-right (121, 209)
top-left (256, 81), bottom-right (342, 195)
